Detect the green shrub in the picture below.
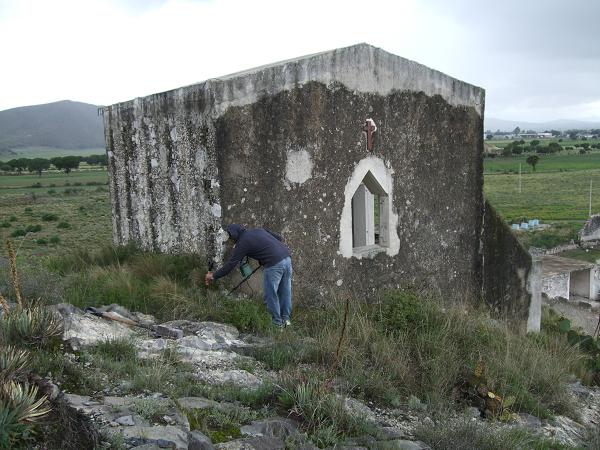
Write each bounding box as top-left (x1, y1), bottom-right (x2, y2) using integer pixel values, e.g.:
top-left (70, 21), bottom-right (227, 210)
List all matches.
top-left (25, 224), bottom-right (42, 233)
top-left (29, 182), bottom-right (42, 189)
top-left (49, 235), bottom-right (60, 244)
top-left (376, 289), bottom-right (432, 333)
top-left (36, 239), bottom-right (47, 246)
top-left (47, 189), bottom-right (56, 195)
top-left (0, 222), bottom-right (10, 228)
top-left (41, 213), bottom-right (59, 221)
top-left (8, 216), bottom-right (16, 222)
top-left (132, 398), bottom-right (171, 423)
top-left (10, 229), bottom-right (26, 238)
top-left (24, 208), bottom-right (32, 213)
top-left (186, 406), bottom-right (260, 444)
top-left (92, 339), bottom-right (138, 362)
top-left (56, 221), bottom-right (70, 229)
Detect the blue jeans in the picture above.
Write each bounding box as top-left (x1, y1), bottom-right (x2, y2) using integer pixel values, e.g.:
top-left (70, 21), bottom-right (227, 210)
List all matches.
top-left (263, 257), bottom-right (292, 326)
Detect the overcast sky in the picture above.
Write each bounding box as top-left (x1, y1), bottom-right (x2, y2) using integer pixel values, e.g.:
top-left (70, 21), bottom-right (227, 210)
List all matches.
top-left (0, 0), bottom-right (598, 123)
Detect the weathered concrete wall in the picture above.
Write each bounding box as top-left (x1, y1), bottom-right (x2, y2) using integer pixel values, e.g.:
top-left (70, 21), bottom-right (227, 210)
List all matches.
top-left (481, 200), bottom-right (532, 316)
top-left (103, 43), bottom-right (528, 311)
top-left (215, 81), bottom-right (483, 302)
top-left (542, 273), bottom-right (570, 300)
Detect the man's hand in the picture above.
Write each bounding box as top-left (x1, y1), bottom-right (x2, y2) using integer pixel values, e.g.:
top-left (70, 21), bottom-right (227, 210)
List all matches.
top-left (204, 271), bottom-right (214, 286)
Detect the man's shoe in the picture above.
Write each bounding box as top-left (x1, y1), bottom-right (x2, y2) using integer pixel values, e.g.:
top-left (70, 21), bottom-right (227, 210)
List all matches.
top-left (284, 319), bottom-right (292, 327)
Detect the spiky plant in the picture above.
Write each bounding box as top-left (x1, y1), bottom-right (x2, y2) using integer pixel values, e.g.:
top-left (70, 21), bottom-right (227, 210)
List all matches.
top-left (0, 305), bottom-right (63, 348)
top-left (0, 346), bottom-right (29, 382)
top-left (0, 382), bottom-right (51, 449)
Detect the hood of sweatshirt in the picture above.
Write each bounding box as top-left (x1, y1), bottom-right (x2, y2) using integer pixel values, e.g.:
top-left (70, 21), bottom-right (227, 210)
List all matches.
top-left (226, 224), bottom-right (245, 242)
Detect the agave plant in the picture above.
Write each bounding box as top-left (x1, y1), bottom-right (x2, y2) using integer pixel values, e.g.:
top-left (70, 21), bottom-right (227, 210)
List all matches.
top-left (0, 305), bottom-right (63, 348)
top-left (1, 381), bottom-right (51, 423)
top-left (0, 346), bottom-right (29, 383)
top-left (0, 382), bottom-right (51, 449)
top-left (0, 400), bottom-right (33, 449)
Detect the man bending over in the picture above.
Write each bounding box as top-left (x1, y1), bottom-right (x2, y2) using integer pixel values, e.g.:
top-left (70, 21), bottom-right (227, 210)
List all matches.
top-left (205, 224), bottom-right (293, 328)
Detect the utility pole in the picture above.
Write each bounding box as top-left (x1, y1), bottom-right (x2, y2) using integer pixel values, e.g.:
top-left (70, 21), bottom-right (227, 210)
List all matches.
top-left (589, 179), bottom-right (593, 217)
top-left (519, 163), bottom-right (522, 194)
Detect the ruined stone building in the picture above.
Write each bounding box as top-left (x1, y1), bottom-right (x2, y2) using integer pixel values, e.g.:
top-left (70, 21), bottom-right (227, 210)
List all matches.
top-left (102, 43), bottom-right (530, 314)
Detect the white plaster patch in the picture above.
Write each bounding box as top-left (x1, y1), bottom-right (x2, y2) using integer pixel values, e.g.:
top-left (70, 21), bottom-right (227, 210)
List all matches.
top-left (285, 149), bottom-right (313, 184)
top-left (336, 279), bottom-right (343, 286)
top-left (170, 127), bottom-right (178, 142)
top-left (211, 203), bottom-right (222, 218)
top-left (150, 158), bottom-right (158, 168)
top-left (338, 156), bottom-right (400, 259)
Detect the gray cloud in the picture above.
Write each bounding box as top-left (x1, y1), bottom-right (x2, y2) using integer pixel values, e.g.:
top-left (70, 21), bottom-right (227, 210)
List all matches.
top-left (425, 0), bottom-right (600, 121)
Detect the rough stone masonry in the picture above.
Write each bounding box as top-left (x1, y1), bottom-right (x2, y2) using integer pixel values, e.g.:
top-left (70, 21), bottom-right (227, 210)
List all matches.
top-left (102, 43), bottom-right (530, 314)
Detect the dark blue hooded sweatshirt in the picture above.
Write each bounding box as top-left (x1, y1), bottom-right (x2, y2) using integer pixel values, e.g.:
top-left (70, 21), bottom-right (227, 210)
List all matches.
top-left (213, 224), bottom-right (290, 280)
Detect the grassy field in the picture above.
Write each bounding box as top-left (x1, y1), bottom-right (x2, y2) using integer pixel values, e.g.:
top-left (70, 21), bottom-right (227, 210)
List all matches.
top-left (484, 169), bottom-right (600, 221)
top-left (0, 146), bottom-right (105, 161)
top-left (0, 170), bottom-right (111, 260)
top-left (485, 152), bottom-right (600, 173)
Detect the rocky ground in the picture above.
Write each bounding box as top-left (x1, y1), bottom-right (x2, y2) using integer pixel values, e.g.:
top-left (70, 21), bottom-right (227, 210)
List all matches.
top-left (43, 303), bottom-right (600, 449)
top-left (545, 295), bottom-right (600, 336)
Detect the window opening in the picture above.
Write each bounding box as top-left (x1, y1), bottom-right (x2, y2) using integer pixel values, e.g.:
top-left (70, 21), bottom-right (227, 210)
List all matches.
top-left (351, 171), bottom-right (389, 254)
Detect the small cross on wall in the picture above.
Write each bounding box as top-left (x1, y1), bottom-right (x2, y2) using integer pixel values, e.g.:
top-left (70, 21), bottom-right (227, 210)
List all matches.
top-left (362, 118), bottom-right (377, 151)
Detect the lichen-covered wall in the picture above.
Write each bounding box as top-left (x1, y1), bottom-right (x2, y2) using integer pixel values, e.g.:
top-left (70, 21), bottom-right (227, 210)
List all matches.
top-left (104, 93), bottom-right (224, 261)
top-left (481, 200), bottom-right (532, 316)
top-left (103, 44), bottom-right (527, 312)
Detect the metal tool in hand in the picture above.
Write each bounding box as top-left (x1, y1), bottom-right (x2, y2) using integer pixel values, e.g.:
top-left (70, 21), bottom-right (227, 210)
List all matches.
top-left (229, 257), bottom-right (261, 295)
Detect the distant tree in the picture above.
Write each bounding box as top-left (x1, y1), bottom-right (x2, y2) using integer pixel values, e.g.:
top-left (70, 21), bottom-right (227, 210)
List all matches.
top-left (486, 134), bottom-right (493, 140)
top-left (512, 145), bottom-right (524, 155)
top-left (530, 140), bottom-right (540, 147)
top-left (513, 127), bottom-right (521, 134)
top-left (0, 163), bottom-right (12, 172)
top-left (551, 130), bottom-right (561, 137)
top-left (548, 142), bottom-right (563, 152)
top-left (569, 132), bottom-right (578, 140)
top-left (6, 158), bottom-right (29, 175)
top-left (502, 147), bottom-right (512, 157)
top-left (580, 149), bottom-right (587, 154)
top-left (85, 154), bottom-right (108, 166)
top-left (581, 143), bottom-right (591, 149)
top-left (526, 155), bottom-right (540, 171)
top-left (51, 156), bottom-right (80, 174)
top-left (582, 136), bottom-right (588, 141)
top-left (27, 158), bottom-right (51, 176)
top-left (558, 138), bottom-right (563, 142)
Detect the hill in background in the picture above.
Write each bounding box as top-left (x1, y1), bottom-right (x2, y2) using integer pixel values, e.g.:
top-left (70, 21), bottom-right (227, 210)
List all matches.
top-left (0, 100), bottom-right (104, 154)
top-left (486, 117), bottom-right (600, 132)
